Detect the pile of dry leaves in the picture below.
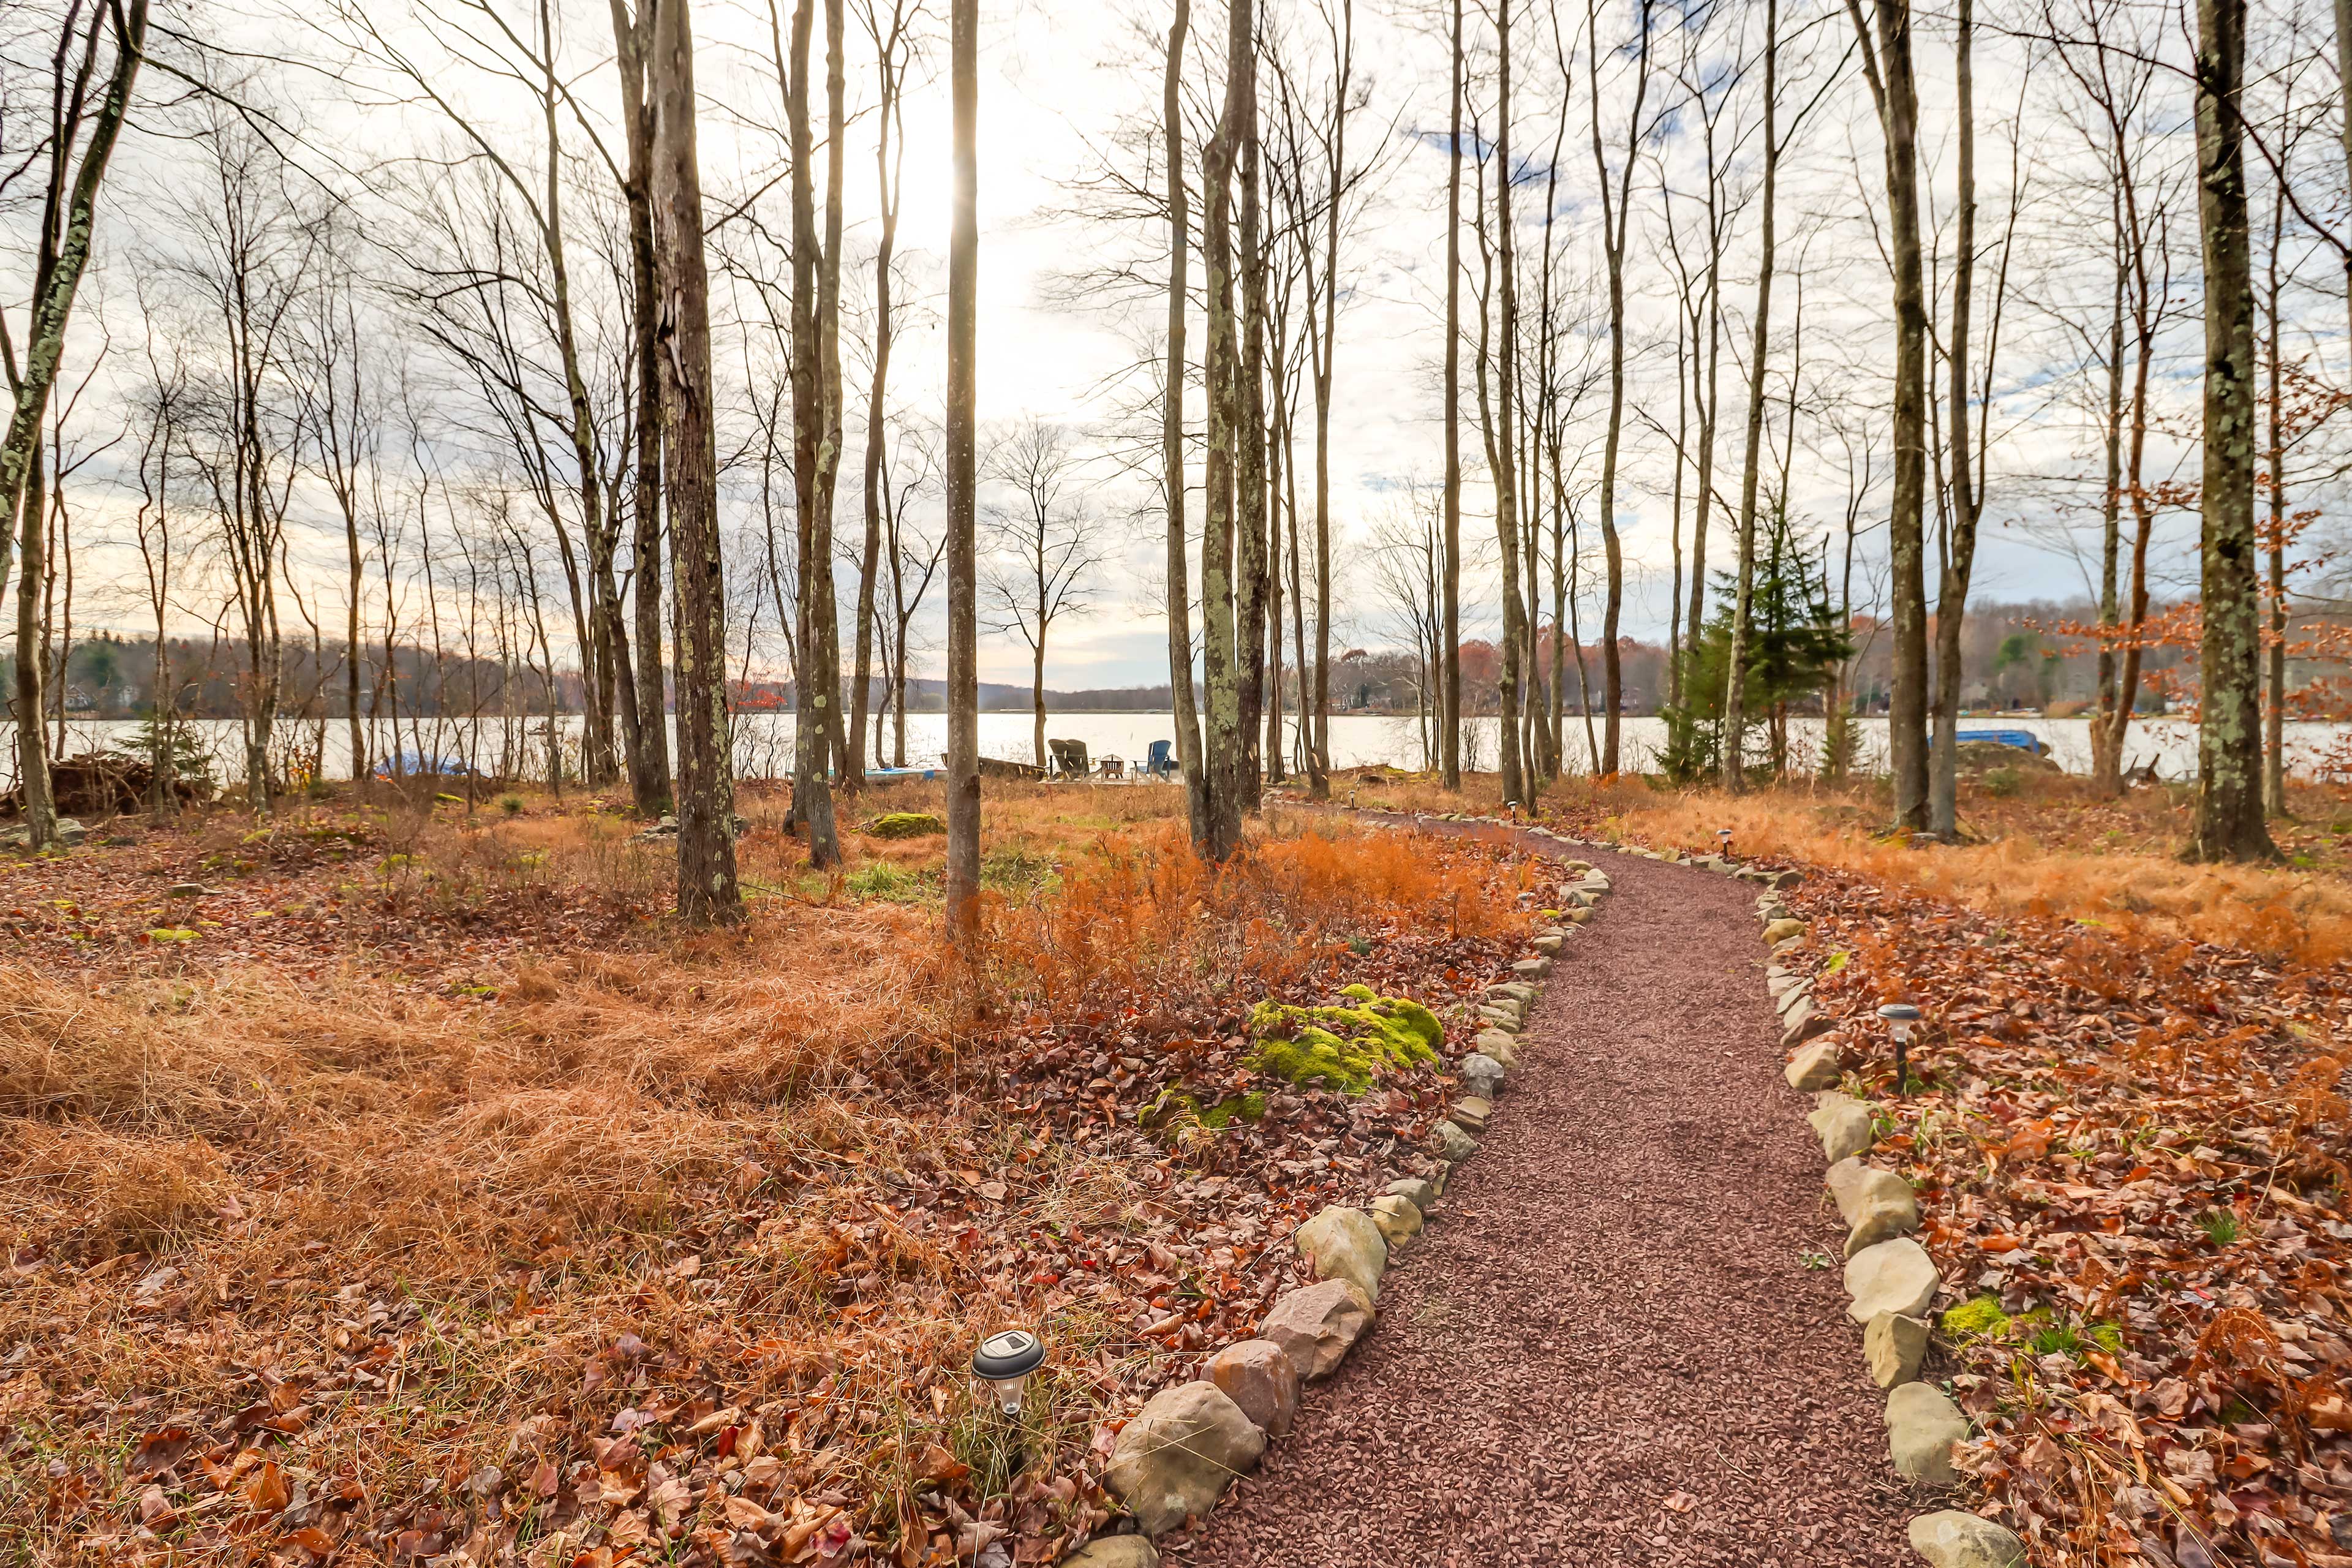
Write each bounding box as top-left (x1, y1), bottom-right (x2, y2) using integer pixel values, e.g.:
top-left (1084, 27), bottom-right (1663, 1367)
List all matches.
top-left (1774, 864), bottom-right (2352, 1568)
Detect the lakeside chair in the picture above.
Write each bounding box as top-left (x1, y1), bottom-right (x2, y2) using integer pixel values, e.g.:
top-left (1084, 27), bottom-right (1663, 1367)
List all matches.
top-left (1047, 738), bottom-right (1090, 780)
top-left (1146, 739), bottom-right (1175, 778)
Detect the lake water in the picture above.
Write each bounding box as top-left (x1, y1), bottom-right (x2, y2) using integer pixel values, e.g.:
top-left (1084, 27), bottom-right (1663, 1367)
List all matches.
top-left (23, 710), bottom-right (2341, 788)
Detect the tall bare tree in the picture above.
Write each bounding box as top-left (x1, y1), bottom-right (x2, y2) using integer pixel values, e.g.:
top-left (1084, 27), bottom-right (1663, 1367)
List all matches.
top-left (982, 417), bottom-right (1104, 768)
top-left (2187, 0), bottom-right (2273, 862)
top-left (649, 0), bottom-right (742, 924)
top-left (1440, 0), bottom-right (1464, 790)
top-left (2, 0), bottom-right (148, 850)
top-left (943, 0), bottom-right (982, 933)
top-left (1163, 0), bottom-right (1208, 842)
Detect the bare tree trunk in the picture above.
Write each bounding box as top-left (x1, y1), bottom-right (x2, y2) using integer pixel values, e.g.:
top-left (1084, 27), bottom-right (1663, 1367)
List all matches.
top-left (1307, 0), bottom-right (1351, 801)
top-left (612, 0), bottom-right (672, 815)
top-left (1162, 0), bottom-right (1208, 843)
top-left (943, 0), bottom-right (982, 930)
top-left (1440, 0), bottom-right (1464, 791)
top-left (650, 0), bottom-right (742, 925)
top-left (1929, 0), bottom-right (1978, 838)
top-left (1489, 0), bottom-right (1530, 806)
top-left (1588, 0), bottom-right (1650, 776)
top-left (0, 0), bottom-right (148, 848)
top-left (1720, 0), bottom-right (1776, 794)
top-left (1236, 31), bottom-right (1269, 813)
top-left (850, 2), bottom-right (911, 801)
top-left (788, 0), bottom-right (843, 865)
top-left (1844, 0), bottom-right (1930, 827)
top-left (1199, 0), bottom-right (1250, 859)
top-left (2188, 0), bottom-right (2272, 862)
top-left (2089, 190), bottom-right (2125, 795)
top-left (2264, 176), bottom-right (2287, 818)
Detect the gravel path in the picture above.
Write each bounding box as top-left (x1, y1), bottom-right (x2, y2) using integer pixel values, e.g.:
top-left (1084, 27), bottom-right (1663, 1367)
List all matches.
top-left (1167, 833), bottom-right (1922, 1568)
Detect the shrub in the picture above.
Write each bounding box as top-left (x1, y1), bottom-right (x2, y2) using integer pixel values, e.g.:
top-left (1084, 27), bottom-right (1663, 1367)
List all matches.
top-left (865, 812), bottom-right (946, 840)
top-left (500, 795), bottom-right (526, 816)
top-left (1981, 766), bottom-right (2022, 799)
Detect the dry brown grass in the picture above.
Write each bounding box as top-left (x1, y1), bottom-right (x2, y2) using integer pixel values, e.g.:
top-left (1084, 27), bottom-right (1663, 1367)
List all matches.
top-left (1325, 764), bottom-right (2352, 965)
top-left (1, 778), bottom-right (1528, 1563)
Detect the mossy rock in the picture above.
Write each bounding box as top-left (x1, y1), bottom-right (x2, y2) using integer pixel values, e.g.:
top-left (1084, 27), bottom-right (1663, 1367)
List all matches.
top-left (1246, 983), bottom-right (1442, 1094)
top-left (864, 811), bottom-right (946, 840)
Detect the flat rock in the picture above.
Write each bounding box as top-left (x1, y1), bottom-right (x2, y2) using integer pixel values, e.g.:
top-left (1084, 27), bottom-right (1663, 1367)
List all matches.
top-left (1846, 1237), bottom-right (1940, 1324)
top-left (1294, 1205), bottom-right (1387, 1303)
top-left (1826, 1159), bottom-right (1915, 1227)
top-left (1845, 1180), bottom-right (1921, 1257)
top-left (1774, 980), bottom-right (1813, 1016)
top-left (1205, 1339), bottom-right (1299, 1438)
top-left (1761, 917), bottom-right (1807, 945)
top-left (1257, 1278), bottom-right (1373, 1379)
top-left (1368, 1194), bottom-right (1423, 1248)
top-left (1431, 1120), bottom-right (1479, 1163)
top-left (1471, 1030), bottom-right (1518, 1067)
top-left (1476, 1008), bottom-right (1525, 1033)
top-left (1809, 1094), bottom-right (1875, 1163)
top-left (1885, 1382), bottom-right (1970, 1484)
top-left (1458, 1052), bottom-right (1505, 1100)
top-left (1781, 998), bottom-right (1834, 1050)
top-left (1529, 933), bottom-right (1563, 955)
top-left (1784, 1041), bottom-right (1842, 1091)
top-left (1063, 1538), bottom-right (1159, 1568)
top-left (1448, 1097), bottom-right (1492, 1136)
top-left (1104, 1381), bottom-right (1267, 1534)
top-left (1864, 1311), bottom-right (1930, 1389)
top-left (1384, 1176), bottom-right (1437, 1213)
top-left (1510, 956), bottom-right (1552, 979)
top-left (1487, 981), bottom-right (1537, 1003)
top-left (1907, 1511), bottom-right (2026, 1568)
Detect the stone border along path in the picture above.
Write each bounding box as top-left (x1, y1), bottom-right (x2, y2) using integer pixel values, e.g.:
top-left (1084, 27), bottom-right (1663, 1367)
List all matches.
top-left (1071, 821), bottom-right (2027, 1568)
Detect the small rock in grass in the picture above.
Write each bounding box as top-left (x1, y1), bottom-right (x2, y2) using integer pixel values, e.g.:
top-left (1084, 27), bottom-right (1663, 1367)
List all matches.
top-left (1865, 1311), bottom-right (1931, 1389)
top-left (1205, 1339), bottom-right (1300, 1438)
top-left (1294, 1205), bottom-right (1388, 1303)
top-left (1846, 1237), bottom-right (1941, 1324)
top-left (1104, 1381), bottom-right (1266, 1534)
top-left (1385, 1177), bottom-right (1438, 1214)
top-left (1472, 1029), bottom-right (1518, 1066)
top-left (1761, 918), bottom-right (1807, 945)
top-left (1258, 1278), bottom-right (1373, 1379)
top-left (1459, 1053), bottom-right (1505, 1101)
top-left (1368, 1194), bottom-right (1423, 1248)
top-left (1063, 1538), bottom-right (1159, 1568)
top-left (1431, 1120), bottom-right (1479, 1163)
top-left (1906, 1511), bottom-right (2025, 1568)
top-left (1885, 1382), bottom-right (1971, 1485)
top-left (1809, 1094), bottom-right (1875, 1163)
top-left (1448, 1098), bottom-right (1491, 1136)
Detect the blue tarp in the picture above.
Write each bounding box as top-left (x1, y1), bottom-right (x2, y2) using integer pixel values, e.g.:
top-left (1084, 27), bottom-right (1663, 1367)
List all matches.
top-left (1955, 729), bottom-right (2047, 756)
top-left (373, 750), bottom-right (486, 779)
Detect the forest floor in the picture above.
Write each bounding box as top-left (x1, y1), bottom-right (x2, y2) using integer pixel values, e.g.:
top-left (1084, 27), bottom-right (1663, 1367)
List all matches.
top-left (1302, 763), bottom-right (2352, 1568)
top-left (1, 779), bottom-right (1548, 1567)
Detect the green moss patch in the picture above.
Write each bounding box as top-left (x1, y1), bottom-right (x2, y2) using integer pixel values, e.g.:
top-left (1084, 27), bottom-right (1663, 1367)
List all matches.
top-left (863, 811), bottom-right (947, 840)
top-left (1246, 983), bottom-right (1442, 1094)
top-left (1941, 1296), bottom-right (2011, 1340)
top-left (1142, 1089), bottom-right (1268, 1131)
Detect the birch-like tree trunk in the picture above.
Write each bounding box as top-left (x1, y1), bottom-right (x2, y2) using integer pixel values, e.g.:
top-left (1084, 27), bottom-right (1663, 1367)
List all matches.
top-left (943, 0), bottom-right (983, 932)
top-left (1439, 0), bottom-right (1464, 791)
top-left (1720, 0), bottom-right (1777, 793)
top-left (1162, 0), bottom-right (1208, 845)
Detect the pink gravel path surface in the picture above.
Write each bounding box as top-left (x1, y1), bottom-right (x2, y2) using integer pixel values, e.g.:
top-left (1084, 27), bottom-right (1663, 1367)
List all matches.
top-left (1165, 835), bottom-right (1930, 1567)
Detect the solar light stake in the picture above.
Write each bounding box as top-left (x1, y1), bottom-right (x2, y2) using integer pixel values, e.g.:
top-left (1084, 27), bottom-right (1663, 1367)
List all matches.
top-left (970, 1329), bottom-right (1046, 1415)
top-left (1717, 827), bottom-right (1734, 859)
top-left (1879, 1003), bottom-right (1923, 1095)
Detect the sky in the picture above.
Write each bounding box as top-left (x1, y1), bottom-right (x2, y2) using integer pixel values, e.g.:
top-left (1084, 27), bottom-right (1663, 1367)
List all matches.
top-left (19, 0), bottom-right (2344, 696)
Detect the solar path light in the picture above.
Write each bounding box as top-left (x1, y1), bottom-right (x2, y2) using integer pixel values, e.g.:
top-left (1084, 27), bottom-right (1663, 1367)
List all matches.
top-left (970, 1329), bottom-right (1046, 1415)
top-left (1879, 1003), bottom-right (1923, 1095)
top-left (1717, 826), bottom-right (1734, 859)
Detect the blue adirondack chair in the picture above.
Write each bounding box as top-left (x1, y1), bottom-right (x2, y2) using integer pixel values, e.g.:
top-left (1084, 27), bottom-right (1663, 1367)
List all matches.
top-left (1146, 739), bottom-right (1176, 778)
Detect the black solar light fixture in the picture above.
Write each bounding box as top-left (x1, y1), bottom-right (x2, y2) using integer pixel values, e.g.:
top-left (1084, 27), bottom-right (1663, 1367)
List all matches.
top-left (1879, 1003), bottom-right (1923, 1095)
top-left (970, 1329), bottom-right (1046, 1415)
top-left (1717, 826), bottom-right (1733, 859)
